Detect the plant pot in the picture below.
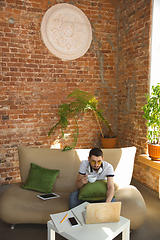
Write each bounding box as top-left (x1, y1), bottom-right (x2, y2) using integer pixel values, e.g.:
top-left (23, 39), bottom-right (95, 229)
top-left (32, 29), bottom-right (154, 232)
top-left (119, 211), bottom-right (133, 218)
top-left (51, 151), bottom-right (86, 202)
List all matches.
top-left (101, 137), bottom-right (117, 149)
top-left (148, 143), bottom-right (160, 161)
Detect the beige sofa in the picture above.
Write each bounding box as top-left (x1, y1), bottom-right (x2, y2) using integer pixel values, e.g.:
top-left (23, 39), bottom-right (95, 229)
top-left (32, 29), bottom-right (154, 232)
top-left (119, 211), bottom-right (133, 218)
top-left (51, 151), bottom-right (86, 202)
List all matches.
top-left (0, 146), bottom-right (146, 230)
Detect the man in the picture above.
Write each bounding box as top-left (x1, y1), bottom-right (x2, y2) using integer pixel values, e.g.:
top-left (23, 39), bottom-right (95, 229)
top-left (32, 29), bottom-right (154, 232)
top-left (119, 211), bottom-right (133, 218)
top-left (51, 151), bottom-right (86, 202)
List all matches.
top-left (69, 147), bottom-right (115, 209)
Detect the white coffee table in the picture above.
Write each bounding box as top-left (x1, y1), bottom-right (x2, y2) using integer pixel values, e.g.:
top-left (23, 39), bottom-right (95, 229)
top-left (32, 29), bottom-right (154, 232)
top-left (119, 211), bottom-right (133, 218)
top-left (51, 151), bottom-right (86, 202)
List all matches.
top-left (48, 206), bottom-right (130, 240)
top-left (48, 216), bottom-right (130, 240)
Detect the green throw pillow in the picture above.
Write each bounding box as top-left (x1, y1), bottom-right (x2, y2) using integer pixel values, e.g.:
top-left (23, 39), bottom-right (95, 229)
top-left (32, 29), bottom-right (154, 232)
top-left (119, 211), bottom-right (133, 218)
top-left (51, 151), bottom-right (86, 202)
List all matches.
top-left (78, 180), bottom-right (108, 201)
top-left (21, 163), bottom-right (60, 193)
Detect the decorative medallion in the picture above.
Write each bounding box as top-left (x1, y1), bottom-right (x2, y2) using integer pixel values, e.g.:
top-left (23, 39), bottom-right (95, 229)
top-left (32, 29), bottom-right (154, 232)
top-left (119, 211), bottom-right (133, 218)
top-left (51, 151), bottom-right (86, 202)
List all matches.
top-left (41, 3), bottom-right (92, 60)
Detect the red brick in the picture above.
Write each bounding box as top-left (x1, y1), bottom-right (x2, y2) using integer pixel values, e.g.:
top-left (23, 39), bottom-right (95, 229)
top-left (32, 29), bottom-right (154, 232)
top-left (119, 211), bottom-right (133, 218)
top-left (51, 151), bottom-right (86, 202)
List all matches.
top-left (0, 0), bottom-right (154, 193)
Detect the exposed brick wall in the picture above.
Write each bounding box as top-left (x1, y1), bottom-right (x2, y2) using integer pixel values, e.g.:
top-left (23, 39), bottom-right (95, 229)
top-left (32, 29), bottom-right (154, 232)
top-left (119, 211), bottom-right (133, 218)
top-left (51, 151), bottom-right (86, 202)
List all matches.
top-left (118, 0), bottom-right (151, 151)
top-left (118, 0), bottom-right (160, 193)
top-left (1, 0), bottom-right (159, 194)
top-left (0, 0), bottom-right (118, 185)
top-left (133, 160), bottom-right (159, 193)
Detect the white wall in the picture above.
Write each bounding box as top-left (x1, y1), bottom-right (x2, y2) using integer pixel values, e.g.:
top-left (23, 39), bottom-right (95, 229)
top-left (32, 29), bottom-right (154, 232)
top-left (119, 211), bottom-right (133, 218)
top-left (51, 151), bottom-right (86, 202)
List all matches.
top-left (150, 0), bottom-right (160, 91)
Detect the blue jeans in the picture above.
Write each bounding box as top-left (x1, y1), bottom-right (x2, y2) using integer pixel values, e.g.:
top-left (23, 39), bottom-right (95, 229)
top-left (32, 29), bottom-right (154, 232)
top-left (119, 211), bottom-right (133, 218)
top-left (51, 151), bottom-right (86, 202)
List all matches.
top-left (69, 190), bottom-right (115, 209)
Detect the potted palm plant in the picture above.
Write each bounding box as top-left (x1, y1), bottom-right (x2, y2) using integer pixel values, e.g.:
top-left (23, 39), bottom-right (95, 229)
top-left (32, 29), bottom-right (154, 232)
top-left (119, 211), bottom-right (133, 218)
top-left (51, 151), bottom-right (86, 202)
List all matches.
top-left (142, 83), bottom-right (160, 160)
top-left (48, 89), bottom-right (116, 150)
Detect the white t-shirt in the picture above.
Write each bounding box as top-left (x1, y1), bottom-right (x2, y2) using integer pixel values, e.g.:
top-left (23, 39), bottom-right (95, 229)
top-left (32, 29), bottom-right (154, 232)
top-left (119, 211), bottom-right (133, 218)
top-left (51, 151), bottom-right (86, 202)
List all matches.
top-left (79, 160), bottom-right (114, 180)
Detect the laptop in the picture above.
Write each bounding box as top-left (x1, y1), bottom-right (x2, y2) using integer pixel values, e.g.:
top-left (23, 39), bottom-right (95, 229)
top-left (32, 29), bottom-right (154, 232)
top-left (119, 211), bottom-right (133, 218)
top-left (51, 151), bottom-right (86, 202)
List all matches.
top-left (84, 202), bottom-right (121, 224)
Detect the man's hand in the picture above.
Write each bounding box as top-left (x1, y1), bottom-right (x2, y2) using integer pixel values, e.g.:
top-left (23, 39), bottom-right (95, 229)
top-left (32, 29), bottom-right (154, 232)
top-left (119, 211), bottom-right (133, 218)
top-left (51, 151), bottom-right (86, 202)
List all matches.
top-left (76, 174), bottom-right (88, 189)
top-left (81, 174), bottom-right (88, 185)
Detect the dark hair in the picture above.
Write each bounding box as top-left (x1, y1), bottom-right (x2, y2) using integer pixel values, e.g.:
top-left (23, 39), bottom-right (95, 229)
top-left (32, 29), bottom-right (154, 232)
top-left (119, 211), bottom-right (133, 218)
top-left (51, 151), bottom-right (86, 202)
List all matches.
top-left (89, 148), bottom-right (103, 158)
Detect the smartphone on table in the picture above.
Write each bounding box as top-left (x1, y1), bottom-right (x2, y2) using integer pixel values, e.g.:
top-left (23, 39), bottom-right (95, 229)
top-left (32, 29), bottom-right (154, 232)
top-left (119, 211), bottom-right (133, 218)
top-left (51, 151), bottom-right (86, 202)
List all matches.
top-left (68, 217), bottom-right (78, 227)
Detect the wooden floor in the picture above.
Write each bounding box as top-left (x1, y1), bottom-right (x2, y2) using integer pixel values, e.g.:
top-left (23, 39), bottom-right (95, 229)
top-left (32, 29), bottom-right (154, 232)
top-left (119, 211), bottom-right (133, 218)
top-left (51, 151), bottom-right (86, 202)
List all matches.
top-left (0, 179), bottom-right (160, 240)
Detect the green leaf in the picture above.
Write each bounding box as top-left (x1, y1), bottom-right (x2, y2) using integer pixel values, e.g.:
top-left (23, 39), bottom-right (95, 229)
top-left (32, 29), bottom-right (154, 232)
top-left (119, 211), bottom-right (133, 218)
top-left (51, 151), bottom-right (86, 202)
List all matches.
top-left (142, 83), bottom-right (160, 144)
top-left (48, 89), bottom-right (113, 150)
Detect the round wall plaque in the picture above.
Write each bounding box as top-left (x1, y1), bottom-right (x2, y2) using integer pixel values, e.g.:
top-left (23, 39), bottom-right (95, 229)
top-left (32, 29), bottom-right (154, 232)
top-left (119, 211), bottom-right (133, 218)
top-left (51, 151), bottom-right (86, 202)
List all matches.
top-left (41, 3), bottom-right (92, 60)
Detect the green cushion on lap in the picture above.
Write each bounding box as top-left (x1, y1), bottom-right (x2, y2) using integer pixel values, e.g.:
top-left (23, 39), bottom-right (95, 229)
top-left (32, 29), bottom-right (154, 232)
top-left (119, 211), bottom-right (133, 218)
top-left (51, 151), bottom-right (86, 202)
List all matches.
top-left (78, 180), bottom-right (108, 201)
top-left (21, 163), bottom-right (60, 193)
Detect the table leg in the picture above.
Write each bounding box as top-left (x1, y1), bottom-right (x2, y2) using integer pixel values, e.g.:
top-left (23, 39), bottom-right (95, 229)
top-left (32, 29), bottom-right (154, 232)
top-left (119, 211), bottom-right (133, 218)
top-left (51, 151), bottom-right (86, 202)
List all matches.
top-left (48, 227), bottom-right (56, 240)
top-left (122, 223), bottom-right (130, 240)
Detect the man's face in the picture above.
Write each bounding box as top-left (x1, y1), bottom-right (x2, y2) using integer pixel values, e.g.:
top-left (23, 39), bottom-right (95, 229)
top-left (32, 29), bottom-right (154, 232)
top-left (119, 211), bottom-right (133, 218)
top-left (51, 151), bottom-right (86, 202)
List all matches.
top-left (88, 155), bottom-right (103, 172)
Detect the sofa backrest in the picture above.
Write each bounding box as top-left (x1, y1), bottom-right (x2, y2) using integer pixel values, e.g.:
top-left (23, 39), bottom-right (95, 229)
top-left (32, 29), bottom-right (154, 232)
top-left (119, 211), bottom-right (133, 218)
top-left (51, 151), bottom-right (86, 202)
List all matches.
top-left (102, 147), bottom-right (137, 189)
top-left (18, 146), bottom-right (136, 193)
top-left (75, 147), bottom-right (136, 190)
top-left (18, 146), bottom-right (80, 193)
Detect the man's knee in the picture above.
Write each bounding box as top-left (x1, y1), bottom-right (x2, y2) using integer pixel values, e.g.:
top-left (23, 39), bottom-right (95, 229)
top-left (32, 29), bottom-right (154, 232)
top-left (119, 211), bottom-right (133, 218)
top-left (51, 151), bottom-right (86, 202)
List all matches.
top-left (69, 190), bottom-right (79, 200)
top-left (69, 190), bottom-right (80, 209)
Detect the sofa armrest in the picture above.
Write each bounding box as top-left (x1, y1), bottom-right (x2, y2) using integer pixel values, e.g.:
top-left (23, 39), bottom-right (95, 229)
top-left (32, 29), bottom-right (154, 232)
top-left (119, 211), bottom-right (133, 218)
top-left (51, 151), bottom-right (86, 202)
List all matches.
top-left (115, 185), bottom-right (146, 230)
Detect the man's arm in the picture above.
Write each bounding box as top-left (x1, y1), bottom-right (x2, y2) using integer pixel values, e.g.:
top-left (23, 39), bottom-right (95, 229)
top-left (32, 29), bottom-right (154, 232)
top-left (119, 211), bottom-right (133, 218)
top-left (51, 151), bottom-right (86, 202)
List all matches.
top-left (106, 176), bottom-right (114, 202)
top-left (76, 173), bottom-right (88, 189)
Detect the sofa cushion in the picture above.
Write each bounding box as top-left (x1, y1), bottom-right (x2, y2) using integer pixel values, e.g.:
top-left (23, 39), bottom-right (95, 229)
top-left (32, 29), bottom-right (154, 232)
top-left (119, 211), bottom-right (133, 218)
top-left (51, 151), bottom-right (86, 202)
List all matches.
top-left (18, 147), bottom-right (80, 193)
top-left (21, 163), bottom-right (60, 193)
top-left (0, 183), bottom-right (70, 224)
top-left (78, 180), bottom-right (108, 201)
